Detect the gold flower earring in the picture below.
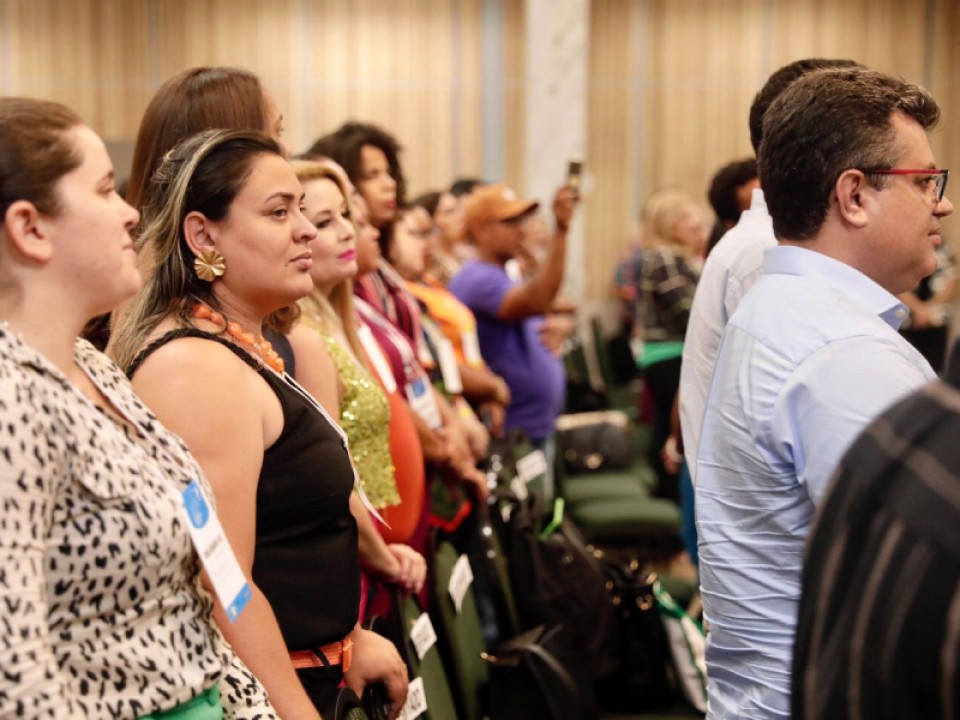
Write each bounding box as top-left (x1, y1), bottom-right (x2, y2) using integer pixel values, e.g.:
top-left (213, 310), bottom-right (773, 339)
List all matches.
top-left (194, 250), bottom-right (226, 282)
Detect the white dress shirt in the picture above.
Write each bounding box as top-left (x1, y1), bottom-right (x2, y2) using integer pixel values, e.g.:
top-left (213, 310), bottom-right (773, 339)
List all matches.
top-left (696, 245), bottom-right (936, 720)
top-left (680, 188), bottom-right (775, 484)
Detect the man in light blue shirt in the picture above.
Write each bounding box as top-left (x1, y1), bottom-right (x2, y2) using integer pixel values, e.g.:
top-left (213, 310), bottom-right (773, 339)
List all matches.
top-left (697, 68), bottom-right (953, 719)
top-left (681, 59), bottom-right (858, 486)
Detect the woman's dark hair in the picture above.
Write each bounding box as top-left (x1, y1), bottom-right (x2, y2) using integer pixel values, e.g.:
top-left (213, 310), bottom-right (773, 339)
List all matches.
top-left (0, 97), bottom-right (83, 219)
top-left (127, 67), bottom-right (268, 217)
top-left (111, 129), bottom-right (283, 370)
top-left (411, 191), bottom-right (442, 218)
top-left (307, 122), bottom-right (406, 208)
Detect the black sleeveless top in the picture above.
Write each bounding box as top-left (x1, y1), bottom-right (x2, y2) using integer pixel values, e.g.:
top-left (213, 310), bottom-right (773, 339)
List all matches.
top-left (129, 328), bottom-right (360, 650)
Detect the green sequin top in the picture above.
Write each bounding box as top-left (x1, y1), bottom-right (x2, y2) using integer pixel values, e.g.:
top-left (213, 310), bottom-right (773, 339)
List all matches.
top-left (302, 310), bottom-right (399, 509)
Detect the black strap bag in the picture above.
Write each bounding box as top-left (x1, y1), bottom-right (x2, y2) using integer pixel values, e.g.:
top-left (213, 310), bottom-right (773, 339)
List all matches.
top-left (495, 491), bottom-right (620, 680)
top-left (485, 624), bottom-right (600, 720)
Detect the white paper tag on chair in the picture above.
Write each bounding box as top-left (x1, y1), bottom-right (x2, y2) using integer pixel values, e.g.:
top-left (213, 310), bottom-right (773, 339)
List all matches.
top-left (410, 612), bottom-right (438, 660)
top-left (510, 475), bottom-right (529, 500)
top-left (516, 449), bottom-right (548, 484)
top-left (397, 676), bottom-right (428, 720)
top-left (448, 554), bottom-right (474, 613)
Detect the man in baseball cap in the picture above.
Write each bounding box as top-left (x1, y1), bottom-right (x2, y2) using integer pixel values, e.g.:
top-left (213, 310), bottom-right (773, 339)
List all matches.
top-left (449, 183), bottom-right (579, 497)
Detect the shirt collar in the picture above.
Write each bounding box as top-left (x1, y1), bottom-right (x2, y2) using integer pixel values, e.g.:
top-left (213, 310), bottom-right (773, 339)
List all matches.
top-left (0, 324), bottom-right (73, 383)
top-left (748, 187), bottom-right (767, 212)
top-left (763, 245), bottom-right (908, 330)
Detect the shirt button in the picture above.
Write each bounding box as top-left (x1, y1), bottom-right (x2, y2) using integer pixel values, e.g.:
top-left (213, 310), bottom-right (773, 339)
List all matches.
top-left (896, 309), bottom-right (907, 318)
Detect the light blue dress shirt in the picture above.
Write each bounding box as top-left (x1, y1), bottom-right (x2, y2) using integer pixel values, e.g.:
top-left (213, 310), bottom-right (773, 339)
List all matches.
top-left (696, 245), bottom-right (936, 719)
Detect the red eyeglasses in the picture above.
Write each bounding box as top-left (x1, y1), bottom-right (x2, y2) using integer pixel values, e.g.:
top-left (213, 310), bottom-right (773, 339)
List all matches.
top-left (859, 168), bottom-right (949, 203)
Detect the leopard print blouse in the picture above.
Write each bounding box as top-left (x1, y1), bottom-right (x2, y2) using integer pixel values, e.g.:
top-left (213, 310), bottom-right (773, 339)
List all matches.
top-left (0, 327), bottom-right (278, 719)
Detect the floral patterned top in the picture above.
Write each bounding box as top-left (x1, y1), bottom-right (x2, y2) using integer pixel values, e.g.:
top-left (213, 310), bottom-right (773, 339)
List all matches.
top-left (0, 327), bottom-right (276, 719)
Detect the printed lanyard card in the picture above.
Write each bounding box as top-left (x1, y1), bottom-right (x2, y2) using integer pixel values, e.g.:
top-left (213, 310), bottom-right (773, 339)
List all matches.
top-left (436, 338), bottom-right (463, 395)
top-left (407, 375), bottom-right (443, 429)
top-left (358, 325), bottom-right (398, 395)
top-left (182, 479), bottom-right (251, 622)
top-left (461, 330), bottom-right (483, 367)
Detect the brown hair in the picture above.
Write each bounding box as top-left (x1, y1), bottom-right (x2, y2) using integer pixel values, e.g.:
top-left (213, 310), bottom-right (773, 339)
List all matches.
top-left (291, 159), bottom-right (367, 368)
top-left (127, 67), bottom-right (268, 218)
top-left (0, 98), bottom-right (83, 220)
top-left (124, 66), bottom-right (297, 334)
top-left (748, 58), bottom-right (861, 156)
top-left (760, 67), bottom-right (940, 241)
top-left (111, 129), bottom-right (284, 371)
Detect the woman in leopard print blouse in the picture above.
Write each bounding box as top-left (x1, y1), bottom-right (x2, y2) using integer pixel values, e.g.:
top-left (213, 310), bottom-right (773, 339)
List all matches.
top-left (0, 99), bottom-right (276, 718)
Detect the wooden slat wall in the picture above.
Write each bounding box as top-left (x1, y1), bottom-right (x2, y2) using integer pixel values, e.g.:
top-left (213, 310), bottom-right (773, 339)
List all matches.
top-left (583, 0), bottom-right (640, 300)
top-left (4, 0), bottom-right (152, 139)
top-left (502, 0), bottom-right (527, 192)
top-left (583, 0), bottom-right (958, 301)
top-left (2, 0), bottom-right (957, 300)
top-left (0, 0), bottom-right (485, 197)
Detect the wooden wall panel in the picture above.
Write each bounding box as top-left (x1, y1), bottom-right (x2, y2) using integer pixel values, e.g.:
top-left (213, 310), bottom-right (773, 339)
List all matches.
top-left (583, 0), bottom-right (639, 300)
top-left (455, 0), bottom-right (484, 179)
top-left (4, 0), bottom-right (151, 140)
top-left (769, 0), bottom-right (926, 79)
top-left (303, 0), bottom-right (480, 197)
top-left (579, 0), bottom-right (957, 301)
top-left (0, 0), bottom-right (484, 199)
top-left (502, 0), bottom-right (526, 192)
top-left (155, 0), bottom-right (305, 163)
top-left (640, 0), bottom-right (765, 206)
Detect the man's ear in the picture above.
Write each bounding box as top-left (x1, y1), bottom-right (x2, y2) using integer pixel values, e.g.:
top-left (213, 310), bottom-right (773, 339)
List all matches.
top-left (182, 211), bottom-right (218, 258)
top-left (3, 201), bottom-right (54, 263)
top-left (834, 169), bottom-right (871, 229)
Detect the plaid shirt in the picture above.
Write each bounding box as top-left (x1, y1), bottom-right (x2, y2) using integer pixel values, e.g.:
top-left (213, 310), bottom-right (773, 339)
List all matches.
top-left (636, 246), bottom-right (699, 342)
top-left (793, 347), bottom-right (960, 719)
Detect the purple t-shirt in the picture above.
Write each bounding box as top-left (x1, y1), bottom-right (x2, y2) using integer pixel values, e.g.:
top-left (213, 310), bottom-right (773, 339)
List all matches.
top-left (449, 260), bottom-right (565, 441)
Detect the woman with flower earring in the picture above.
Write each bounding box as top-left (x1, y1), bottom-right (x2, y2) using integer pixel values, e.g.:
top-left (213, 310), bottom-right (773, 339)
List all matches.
top-left (111, 129), bottom-right (407, 720)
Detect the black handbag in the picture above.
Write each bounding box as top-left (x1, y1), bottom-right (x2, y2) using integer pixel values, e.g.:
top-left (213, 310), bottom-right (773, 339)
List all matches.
top-left (486, 624), bottom-right (600, 720)
top-left (595, 561), bottom-right (675, 711)
top-left (557, 412), bottom-right (633, 474)
top-left (494, 491), bottom-right (620, 680)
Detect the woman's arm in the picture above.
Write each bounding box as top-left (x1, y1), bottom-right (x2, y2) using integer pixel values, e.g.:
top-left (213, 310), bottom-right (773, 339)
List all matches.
top-left (287, 324), bottom-right (343, 413)
top-left (132, 339), bottom-right (322, 720)
top-left (349, 494), bottom-right (426, 595)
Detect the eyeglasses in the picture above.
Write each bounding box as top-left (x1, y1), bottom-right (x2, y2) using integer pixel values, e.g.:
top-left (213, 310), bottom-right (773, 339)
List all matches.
top-left (859, 168), bottom-right (949, 203)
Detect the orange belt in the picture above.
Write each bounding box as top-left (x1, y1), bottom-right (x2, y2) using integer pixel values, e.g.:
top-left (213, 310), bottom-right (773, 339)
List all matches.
top-left (289, 638), bottom-right (353, 673)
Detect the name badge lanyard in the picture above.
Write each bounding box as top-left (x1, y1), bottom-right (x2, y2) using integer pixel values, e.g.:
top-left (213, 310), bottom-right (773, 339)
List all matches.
top-left (75, 361), bottom-right (253, 622)
top-left (266, 366), bottom-right (388, 526)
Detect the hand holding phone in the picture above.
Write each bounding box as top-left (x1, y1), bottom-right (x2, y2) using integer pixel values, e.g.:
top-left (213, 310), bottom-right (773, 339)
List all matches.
top-left (565, 159), bottom-right (584, 192)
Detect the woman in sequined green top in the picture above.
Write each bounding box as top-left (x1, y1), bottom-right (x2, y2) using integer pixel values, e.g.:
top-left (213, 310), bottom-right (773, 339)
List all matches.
top-left (291, 159), bottom-right (426, 598)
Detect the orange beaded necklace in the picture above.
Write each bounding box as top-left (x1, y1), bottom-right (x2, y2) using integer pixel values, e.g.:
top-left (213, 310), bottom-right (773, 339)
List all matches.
top-left (191, 301), bottom-right (285, 374)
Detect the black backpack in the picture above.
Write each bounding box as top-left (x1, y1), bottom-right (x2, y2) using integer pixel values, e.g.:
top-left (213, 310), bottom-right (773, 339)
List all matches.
top-left (494, 491), bottom-right (621, 681)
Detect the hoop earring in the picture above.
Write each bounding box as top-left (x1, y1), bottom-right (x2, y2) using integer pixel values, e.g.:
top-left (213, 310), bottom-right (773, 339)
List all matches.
top-left (194, 250), bottom-right (226, 282)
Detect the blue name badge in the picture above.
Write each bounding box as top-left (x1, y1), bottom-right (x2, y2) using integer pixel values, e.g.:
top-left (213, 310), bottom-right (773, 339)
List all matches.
top-left (181, 480), bottom-right (252, 623)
